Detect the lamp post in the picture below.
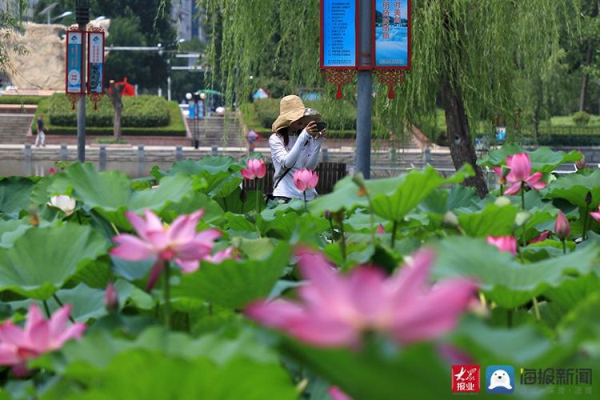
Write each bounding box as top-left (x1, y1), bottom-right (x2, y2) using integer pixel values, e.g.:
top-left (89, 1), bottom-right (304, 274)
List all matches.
top-left (75, 0), bottom-right (89, 163)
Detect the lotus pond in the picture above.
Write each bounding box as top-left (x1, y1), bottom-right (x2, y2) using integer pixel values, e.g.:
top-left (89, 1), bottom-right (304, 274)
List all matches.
top-left (0, 144), bottom-right (599, 399)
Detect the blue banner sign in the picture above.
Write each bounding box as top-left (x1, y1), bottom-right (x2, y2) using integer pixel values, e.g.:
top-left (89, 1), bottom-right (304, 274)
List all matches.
top-left (88, 32), bottom-right (105, 94)
top-left (66, 31), bottom-right (83, 93)
top-left (321, 0), bottom-right (357, 68)
top-left (374, 0), bottom-right (410, 67)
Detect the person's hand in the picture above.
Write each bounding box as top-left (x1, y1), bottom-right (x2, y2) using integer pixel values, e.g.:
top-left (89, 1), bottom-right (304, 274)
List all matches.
top-left (305, 121), bottom-right (319, 137)
top-left (316, 129), bottom-right (327, 139)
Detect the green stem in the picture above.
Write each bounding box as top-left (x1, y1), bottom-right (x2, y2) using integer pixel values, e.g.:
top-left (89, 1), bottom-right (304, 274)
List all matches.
top-left (255, 178), bottom-right (259, 214)
top-left (500, 184), bottom-right (504, 197)
top-left (42, 300), bottom-right (51, 318)
top-left (339, 220), bottom-right (347, 263)
top-left (53, 294), bottom-right (75, 323)
top-left (520, 182), bottom-right (525, 210)
top-left (532, 297), bottom-right (541, 321)
top-left (507, 309), bottom-right (513, 328)
top-left (303, 191), bottom-right (307, 212)
top-left (328, 218), bottom-right (336, 242)
top-left (583, 203), bottom-right (590, 241)
top-left (164, 263), bottom-right (172, 329)
top-left (562, 239), bottom-right (566, 255)
top-left (76, 210), bottom-right (82, 224)
top-left (391, 220), bottom-right (398, 248)
top-left (110, 222), bottom-right (120, 235)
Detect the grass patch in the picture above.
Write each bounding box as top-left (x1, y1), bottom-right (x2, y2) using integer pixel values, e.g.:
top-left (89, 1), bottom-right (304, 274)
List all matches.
top-left (0, 95), bottom-right (44, 105)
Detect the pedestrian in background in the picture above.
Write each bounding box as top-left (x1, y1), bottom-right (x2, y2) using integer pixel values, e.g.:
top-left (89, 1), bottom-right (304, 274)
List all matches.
top-left (35, 114), bottom-right (46, 147)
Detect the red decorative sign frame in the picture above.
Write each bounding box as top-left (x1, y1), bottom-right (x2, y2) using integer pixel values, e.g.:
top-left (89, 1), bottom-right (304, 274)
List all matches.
top-left (65, 27), bottom-right (85, 110)
top-left (87, 27), bottom-right (105, 110)
top-left (320, 0), bottom-right (359, 98)
top-left (372, 0), bottom-right (412, 98)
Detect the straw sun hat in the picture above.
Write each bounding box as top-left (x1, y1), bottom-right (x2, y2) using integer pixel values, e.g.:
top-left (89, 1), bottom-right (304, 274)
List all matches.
top-left (272, 95), bottom-right (321, 133)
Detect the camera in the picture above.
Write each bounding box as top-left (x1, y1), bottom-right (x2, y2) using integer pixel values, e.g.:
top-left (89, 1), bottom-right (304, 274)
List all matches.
top-left (315, 121), bottom-right (327, 132)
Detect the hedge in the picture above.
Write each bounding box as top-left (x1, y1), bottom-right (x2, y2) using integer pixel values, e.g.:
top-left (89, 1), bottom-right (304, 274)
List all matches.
top-left (33, 96), bottom-right (186, 136)
top-left (47, 94), bottom-right (170, 128)
top-left (537, 134), bottom-right (600, 147)
top-left (0, 95), bottom-right (44, 105)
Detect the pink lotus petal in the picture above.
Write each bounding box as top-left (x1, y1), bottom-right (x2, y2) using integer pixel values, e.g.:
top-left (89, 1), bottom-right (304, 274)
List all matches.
top-left (25, 303), bottom-right (44, 333)
top-left (391, 279), bottom-right (477, 343)
top-left (376, 224), bottom-right (385, 234)
top-left (241, 169), bottom-right (255, 180)
top-left (28, 320), bottom-right (50, 354)
top-left (388, 249), bottom-right (435, 305)
top-left (48, 305), bottom-right (71, 340)
top-left (0, 344), bottom-right (19, 365)
top-left (590, 210), bottom-right (600, 222)
top-left (146, 230), bottom-right (169, 251)
top-left (529, 231), bottom-right (550, 244)
top-left (347, 267), bottom-right (387, 317)
top-left (111, 235), bottom-right (156, 261)
top-left (256, 161), bottom-right (267, 178)
top-left (0, 323), bottom-right (28, 348)
top-left (328, 386), bottom-right (352, 400)
top-left (54, 323), bottom-right (86, 348)
top-left (492, 167), bottom-right (502, 178)
top-left (125, 211), bottom-right (150, 240)
top-left (175, 258), bottom-right (200, 274)
top-left (525, 172), bottom-right (547, 190)
top-left (168, 210), bottom-right (204, 244)
top-left (205, 247), bottom-right (234, 263)
top-left (146, 259), bottom-right (166, 291)
top-left (554, 211), bottom-right (570, 240)
top-left (487, 236), bottom-right (517, 255)
top-left (507, 153), bottom-right (531, 182)
top-left (503, 182), bottom-right (522, 196)
top-left (144, 209), bottom-right (164, 232)
top-left (175, 241), bottom-right (214, 260)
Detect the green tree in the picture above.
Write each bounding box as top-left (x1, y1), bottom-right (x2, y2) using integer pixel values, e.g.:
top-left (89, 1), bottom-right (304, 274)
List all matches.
top-left (0, 1), bottom-right (27, 74)
top-left (203, 0), bottom-right (575, 197)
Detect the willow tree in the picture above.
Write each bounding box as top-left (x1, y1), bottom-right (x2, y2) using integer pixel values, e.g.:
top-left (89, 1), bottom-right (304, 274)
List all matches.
top-left (199, 0), bottom-right (574, 196)
top-left (0, 0), bottom-right (26, 73)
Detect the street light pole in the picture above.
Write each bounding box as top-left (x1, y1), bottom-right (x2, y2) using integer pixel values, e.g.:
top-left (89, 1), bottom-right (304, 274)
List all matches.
top-left (356, 0), bottom-right (373, 179)
top-left (75, 0), bottom-right (89, 163)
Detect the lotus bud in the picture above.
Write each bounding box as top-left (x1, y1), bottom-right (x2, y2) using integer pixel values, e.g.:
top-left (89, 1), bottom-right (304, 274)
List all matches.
top-left (494, 196), bottom-right (511, 207)
top-left (515, 211), bottom-right (531, 227)
top-left (324, 210), bottom-right (331, 220)
top-left (554, 211), bottom-right (570, 241)
top-left (586, 191), bottom-right (592, 206)
top-left (376, 223), bottom-right (385, 234)
top-left (575, 151), bottom-right (586, 170)
top-left (104, 283), bottom-right (119, 313)
top-left (442, 211), bottom-right (459, 228)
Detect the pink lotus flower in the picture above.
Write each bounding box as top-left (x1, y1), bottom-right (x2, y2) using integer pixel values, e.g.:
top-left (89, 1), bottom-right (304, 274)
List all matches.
top-left (492, 166), bottom-right (508, 185)
top-left (529, 231), bottom-right (550, 244)
top-left (177, 247), bottom-right (235, 274)
top-left (245, 249), bottom-right (477, 348)
top-left (504, 153), bottom-right (546, 195)
top-left (487, 236), bottom-right (517, 256)
top-left (111, 209), bottom-right (221, 290)
top-left (328, 386), bottom-right (352, 400)
top-left (105, 283), bottom-right (119, 312)
top-left (294, 169), bottom-right (319, 192)
top-left (0, 303), bottom-right (85, 377)
top-left (554, 211), bottom-right (570, 240)
top-left (241, 158), bottom-right (267, 180)
top-left (48, 168), bottom-right (58, 175)
top-left (376, 224), bottom-right (385, 234)
top-left (590, 206), bottom-right (600, 222)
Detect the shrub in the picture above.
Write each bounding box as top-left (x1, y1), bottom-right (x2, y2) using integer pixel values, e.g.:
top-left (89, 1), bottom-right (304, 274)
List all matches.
top-left (572, 111), bottom-right (591, 126)
top-left (0, 95), bottom-right (43, 105)
top-left (48, 94), bottom-right (170, 127)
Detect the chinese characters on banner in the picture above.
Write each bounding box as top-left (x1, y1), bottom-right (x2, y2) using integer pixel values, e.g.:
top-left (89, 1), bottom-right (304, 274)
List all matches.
top-left (321, 0), bottom-right (357, 67)
top-left (65, 28), bottom-right (105, 110)
top-left (374, 0), bottom-right (410, 68)
top-left (88, 31), bottom-right (105, 95)
top-left (66, 31), bottom-right (83, 94)
top-left (321, 0), bottom-right (358, 98)
top-left (319, 0), bottom-right (412, 99)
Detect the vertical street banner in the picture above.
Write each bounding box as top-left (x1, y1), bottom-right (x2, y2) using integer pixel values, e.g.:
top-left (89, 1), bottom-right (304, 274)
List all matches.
top-left (320, 0), bottom-right (358, 68)
top-left (373, 0), bottom-right (411, 68)
top-left (87, 31), bottom-right (105, 94)
top-left (65, 31), bottom-right (83, 94)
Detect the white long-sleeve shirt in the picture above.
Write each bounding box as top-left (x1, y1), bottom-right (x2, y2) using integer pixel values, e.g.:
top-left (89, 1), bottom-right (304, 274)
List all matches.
top-left (269, 130), bottom-right (324, 200)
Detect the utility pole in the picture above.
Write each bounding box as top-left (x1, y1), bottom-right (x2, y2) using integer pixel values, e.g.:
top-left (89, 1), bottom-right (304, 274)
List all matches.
top-left (75, 0), bottom-right (89, 163)
top-left (356, 0), bottom-right (372, 179)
